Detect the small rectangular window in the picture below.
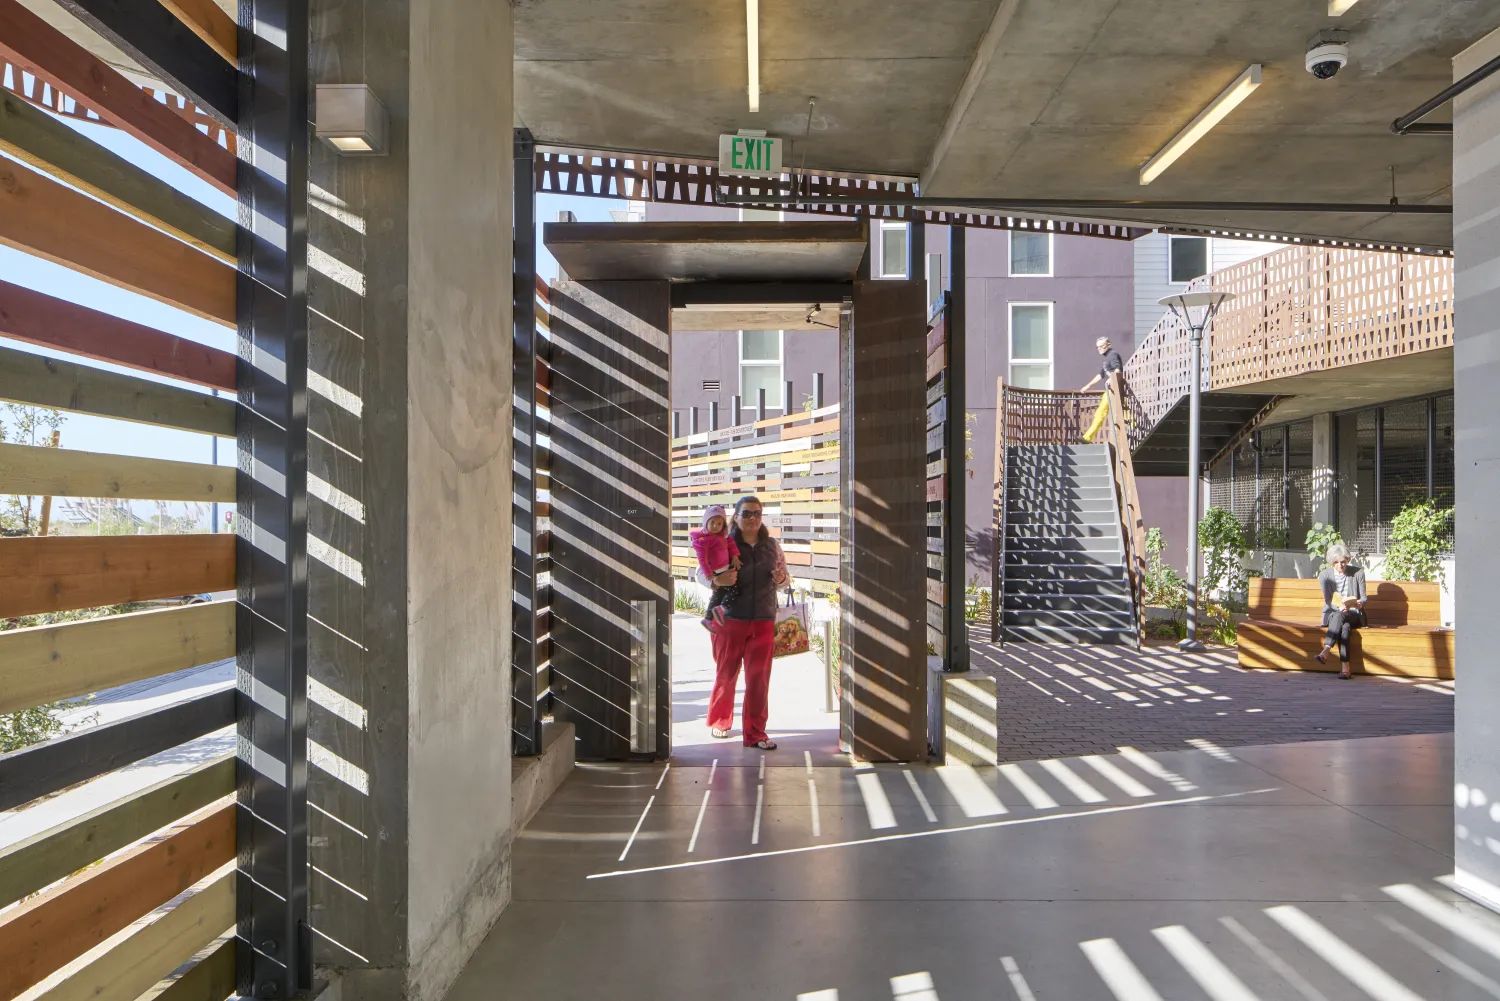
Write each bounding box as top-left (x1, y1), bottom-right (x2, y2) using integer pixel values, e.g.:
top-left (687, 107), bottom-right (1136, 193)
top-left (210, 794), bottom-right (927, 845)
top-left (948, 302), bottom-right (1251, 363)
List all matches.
top-left (741, 365), bottom-right (782, 408)
top-left (879, 222), bottom-right (908, 278)
top-left (1009, 231), bottom-right (1051, 276)
top-left (1169, 236), bottom-right (1209, 283)
top-left (740, 329), bottom-right (779, 361)
top-left (1008, 303), bottom-right (1053, 390)
top-left (739, 329), bottom-right (784, 409)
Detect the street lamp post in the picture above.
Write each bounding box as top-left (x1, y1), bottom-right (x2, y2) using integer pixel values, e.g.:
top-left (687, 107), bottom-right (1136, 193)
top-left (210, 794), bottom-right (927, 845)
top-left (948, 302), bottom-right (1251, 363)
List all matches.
top-left (1157, 290), bottom-right (1236, 652)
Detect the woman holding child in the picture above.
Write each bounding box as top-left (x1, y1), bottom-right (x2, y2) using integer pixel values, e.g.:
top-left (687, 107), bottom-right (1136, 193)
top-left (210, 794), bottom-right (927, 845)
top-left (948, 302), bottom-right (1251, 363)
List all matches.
top-left (702, 495), bottom-right (788, 750)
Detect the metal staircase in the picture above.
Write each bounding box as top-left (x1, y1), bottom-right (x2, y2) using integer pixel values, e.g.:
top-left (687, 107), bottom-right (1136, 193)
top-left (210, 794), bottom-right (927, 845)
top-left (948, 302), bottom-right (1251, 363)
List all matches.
top-left (1001, 444), bottom-right (1137, 644)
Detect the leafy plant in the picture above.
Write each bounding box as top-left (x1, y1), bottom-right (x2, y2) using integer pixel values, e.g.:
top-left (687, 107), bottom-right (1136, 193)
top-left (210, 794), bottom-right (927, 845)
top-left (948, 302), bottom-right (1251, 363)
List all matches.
top-left (1257, 525), bottom-right (1289, 577)
top-left (1382, 498), bottom-right (1454, 585)
top-left (965, 412), bottom-right (978, 477)
top-left (1146, 617), bottom-right (1187, 641)
top-left (0, 699), bottom-right (98, 754)
top-left (1198, 507), bottom-right (1249, 598)
top-left (1143, 526), bottom-right (1186, 609)
top-left (1204, 601), bottom-right (1237, 646)
top-left (1305, 522), bottom-right (1346, 572)
top-left (964, 576), bottom-right (990, 623)
top-left (673, 582), bottom-right (706, 615)
top-left (1, 404), bottom-right (67, 536)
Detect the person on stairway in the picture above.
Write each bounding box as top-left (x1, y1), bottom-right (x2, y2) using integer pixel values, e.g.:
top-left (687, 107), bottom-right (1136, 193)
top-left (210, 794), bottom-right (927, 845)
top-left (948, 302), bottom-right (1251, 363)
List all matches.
top-left (1081, 337), bottom-right (1125, 443)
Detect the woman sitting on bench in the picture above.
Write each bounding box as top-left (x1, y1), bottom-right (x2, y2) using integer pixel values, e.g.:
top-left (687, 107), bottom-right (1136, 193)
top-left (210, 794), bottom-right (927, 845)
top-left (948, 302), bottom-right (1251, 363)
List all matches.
top-left (1314, 544), bottom-right (1367, 678)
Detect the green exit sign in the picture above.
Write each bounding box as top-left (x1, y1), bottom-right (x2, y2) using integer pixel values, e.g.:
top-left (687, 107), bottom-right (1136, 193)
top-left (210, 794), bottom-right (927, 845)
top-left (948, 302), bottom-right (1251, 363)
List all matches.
top-left (718, 133), bottom-right (782, 177)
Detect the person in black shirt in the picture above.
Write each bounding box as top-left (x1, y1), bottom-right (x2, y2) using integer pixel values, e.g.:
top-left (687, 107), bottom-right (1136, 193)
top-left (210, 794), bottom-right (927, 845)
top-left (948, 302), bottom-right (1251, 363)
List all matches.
top-left (704, 495), bottom-right (789, 749)
top-left (1082, 337), bottom-right (1126, 442)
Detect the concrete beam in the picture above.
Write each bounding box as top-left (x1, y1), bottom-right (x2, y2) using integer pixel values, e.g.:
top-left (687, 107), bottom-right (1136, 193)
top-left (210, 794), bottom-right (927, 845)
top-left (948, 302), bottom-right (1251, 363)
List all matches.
top-left (920, 0), bottom-right (1019, 193)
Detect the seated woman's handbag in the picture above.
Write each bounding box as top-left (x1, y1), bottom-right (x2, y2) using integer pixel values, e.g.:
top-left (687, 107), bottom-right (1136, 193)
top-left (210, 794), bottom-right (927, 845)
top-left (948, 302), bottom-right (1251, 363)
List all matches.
top-left (772, 588), bottom-right (811, 658)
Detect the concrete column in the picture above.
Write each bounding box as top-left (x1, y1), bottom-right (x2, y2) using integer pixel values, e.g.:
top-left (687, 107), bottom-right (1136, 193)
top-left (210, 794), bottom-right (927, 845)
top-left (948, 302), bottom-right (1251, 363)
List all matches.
top-left (1454, 24), bottom-right (1500, 914)
top-left (1310, 412), bottom-right (1336, 527)
top-left (306, 0), bottom-right (516, 996)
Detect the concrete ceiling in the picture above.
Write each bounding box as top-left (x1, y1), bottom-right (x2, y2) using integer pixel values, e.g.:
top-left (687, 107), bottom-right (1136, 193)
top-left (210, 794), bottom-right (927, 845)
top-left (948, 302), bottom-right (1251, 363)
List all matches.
top-left (1239, 347), bottom-right (1453, 425)
top-left (514, 0), bottom-right (1500, 248)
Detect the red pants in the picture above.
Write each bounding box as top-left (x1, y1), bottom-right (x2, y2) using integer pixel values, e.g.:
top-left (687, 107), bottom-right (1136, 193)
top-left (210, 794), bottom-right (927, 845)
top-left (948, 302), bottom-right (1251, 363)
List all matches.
top-left (708, 618), bottom-right (774, 745)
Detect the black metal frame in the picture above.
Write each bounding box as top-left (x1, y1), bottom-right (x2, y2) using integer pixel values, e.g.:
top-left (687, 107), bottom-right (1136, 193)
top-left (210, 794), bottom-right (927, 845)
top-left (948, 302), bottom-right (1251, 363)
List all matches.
top-left (944, 225), bottom-right (969, 672)
top-left (53, 0), bottom-right (238, 126)
top-left (0, 688), bottom-right (235, 811)
top-left (236, 0), bottom-right (311, 991)
top-left (512, 127), bottom-right (543, 757)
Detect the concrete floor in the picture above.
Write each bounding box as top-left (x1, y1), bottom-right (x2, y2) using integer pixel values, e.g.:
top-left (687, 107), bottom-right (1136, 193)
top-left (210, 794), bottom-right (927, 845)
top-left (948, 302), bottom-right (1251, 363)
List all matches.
top-left (454, 723), bottom-right (1494, 1000)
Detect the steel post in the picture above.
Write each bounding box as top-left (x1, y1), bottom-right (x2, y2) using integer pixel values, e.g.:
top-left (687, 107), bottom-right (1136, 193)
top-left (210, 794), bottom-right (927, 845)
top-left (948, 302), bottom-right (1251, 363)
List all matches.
top-left (1181, 324), bottom-right (1206, 652)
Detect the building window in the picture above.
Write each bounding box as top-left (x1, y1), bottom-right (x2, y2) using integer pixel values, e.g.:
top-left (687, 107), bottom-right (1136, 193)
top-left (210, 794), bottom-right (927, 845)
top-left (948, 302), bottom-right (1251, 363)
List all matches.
top-left (1008, 303), bottom-right (1053, 389)
top-left (1009, 231), bottom-right (1052, 276)
top-left (739, 329), bottom-right (783, 408)
top-left (1211, 394), bottom-right (1453, 560)
top-left (1168, 236), bottom-right (1209, 283)
top-left (878, 221), bottom-right (908, 278)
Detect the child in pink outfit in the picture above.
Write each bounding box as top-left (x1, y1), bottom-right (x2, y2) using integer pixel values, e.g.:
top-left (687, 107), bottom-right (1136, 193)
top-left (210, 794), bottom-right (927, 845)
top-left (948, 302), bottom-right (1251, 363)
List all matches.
top-left (689, 504), bottom-right (740, 630)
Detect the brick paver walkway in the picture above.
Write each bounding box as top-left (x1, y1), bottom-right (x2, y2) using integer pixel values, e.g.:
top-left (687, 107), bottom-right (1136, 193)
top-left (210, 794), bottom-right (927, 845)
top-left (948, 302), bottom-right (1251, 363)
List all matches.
top-left (970, 635), bottom-right (1453, 762)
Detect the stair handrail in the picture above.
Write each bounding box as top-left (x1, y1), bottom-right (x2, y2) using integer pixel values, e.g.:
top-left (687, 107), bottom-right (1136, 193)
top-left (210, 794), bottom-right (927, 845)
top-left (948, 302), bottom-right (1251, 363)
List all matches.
top-left (991, 377), bottom-right (1007, 643)
top-left (1105, 370), bottom-right (1147, 647)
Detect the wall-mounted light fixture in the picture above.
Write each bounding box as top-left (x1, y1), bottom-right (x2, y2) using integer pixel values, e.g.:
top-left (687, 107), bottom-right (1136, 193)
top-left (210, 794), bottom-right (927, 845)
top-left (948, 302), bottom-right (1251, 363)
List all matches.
top-left (1139, 64), bottom-right (1260, 185)
top-left (315, 84), bottom-right (389, 155)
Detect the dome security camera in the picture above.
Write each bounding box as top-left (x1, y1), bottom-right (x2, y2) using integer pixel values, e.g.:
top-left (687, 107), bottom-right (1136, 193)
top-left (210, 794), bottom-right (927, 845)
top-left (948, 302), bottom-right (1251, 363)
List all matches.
top-left (1306, 30), bottom-right (1350, 80)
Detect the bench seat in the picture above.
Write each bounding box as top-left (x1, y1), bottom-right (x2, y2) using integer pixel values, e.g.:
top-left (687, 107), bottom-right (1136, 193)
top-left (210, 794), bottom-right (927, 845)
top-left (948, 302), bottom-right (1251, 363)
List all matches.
top-left (1237, 578), bottom-right (1454, 680)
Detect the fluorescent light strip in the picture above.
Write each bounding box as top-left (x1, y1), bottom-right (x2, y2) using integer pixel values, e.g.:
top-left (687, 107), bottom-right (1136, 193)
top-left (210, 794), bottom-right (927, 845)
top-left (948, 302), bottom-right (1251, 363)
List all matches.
top-left (746, 0), bottom-right (760, 112)
top-left (1140, 64), bottom-right (1261, 185)
top-left (1328, 0), bottom-right (1361, 13)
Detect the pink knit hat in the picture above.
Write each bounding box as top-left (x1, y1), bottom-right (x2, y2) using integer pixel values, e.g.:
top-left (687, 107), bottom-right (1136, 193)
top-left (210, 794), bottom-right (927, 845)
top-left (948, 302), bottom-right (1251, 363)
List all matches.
top-left (701, 504), bottom-right (728, 529)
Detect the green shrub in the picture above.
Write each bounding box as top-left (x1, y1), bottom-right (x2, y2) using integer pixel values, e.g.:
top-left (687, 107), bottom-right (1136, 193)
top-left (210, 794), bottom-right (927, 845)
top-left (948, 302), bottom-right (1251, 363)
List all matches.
top-left (1198, 507), bottom-right (1249, 597)
top-left (1304, 522), bottom-right (1346, 571)
top-left (1143, 527), bottom-right (1186, 609)
top-left (964, 576), bottom-right (991, 623)
top-left (674, 582), bottom-right (706, 615)
top-left (1382, 499), bottom-right (1453, 585)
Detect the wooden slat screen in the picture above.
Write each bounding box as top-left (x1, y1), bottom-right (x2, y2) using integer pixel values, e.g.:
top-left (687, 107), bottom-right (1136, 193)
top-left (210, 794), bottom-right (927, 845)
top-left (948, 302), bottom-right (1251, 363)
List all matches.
top-left (671, 404), bottom-right (842, 593)
top-left (0, 534), bottom-right (235, 618)
top-left (0, 0), bottom-right (243, 997)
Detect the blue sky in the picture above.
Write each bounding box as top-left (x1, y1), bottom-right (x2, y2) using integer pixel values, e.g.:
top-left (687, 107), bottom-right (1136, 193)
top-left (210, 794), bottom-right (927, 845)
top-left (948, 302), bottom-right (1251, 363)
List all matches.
top-left (2, 110), bottom-right (619, 496)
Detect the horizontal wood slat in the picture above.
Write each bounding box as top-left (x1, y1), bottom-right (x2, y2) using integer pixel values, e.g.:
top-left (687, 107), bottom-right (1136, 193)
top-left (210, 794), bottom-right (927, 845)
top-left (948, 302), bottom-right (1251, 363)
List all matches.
top-left (1246, 577), bottom-right (1441, 628)
top-left (0, 601), bottom-right (234, 714)
top-left (0, 94), bottom-right (235, 262)
top-left (152, 936), bottom-right (235, 1001)
top-left (0, 281), bottom-right (235, 389)
top-left (0, 688), bottom-right (234, 811)
top-left (0, 0), bottom-right (237, 193)
top-left (0, 533), bottom-right (235, 618)
top-left (34, 869), bottom-right (233, 1001)
top-left (0, 802), bottom-right (233, 999)
top-left (0, 160), bottom-right (235, 324)
top-left (0, 345), bottom-right (236, 435)
top-left (0, 442), bottom-right (235, 504)
top-left (50, 0), bottom-right (237, 125)
top-left (0, 755), bottom-right (233, 906)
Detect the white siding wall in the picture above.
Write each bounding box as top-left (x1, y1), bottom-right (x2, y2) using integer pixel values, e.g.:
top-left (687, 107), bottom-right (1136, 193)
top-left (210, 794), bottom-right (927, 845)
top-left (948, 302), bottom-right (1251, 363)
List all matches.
top-left (1132, 233), bottom-right (1274, 342)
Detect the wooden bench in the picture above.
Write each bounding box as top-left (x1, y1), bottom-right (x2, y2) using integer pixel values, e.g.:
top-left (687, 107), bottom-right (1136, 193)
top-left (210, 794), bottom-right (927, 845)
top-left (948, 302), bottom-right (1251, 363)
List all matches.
top-left (1237, 577), bottom-right (1454, 679)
